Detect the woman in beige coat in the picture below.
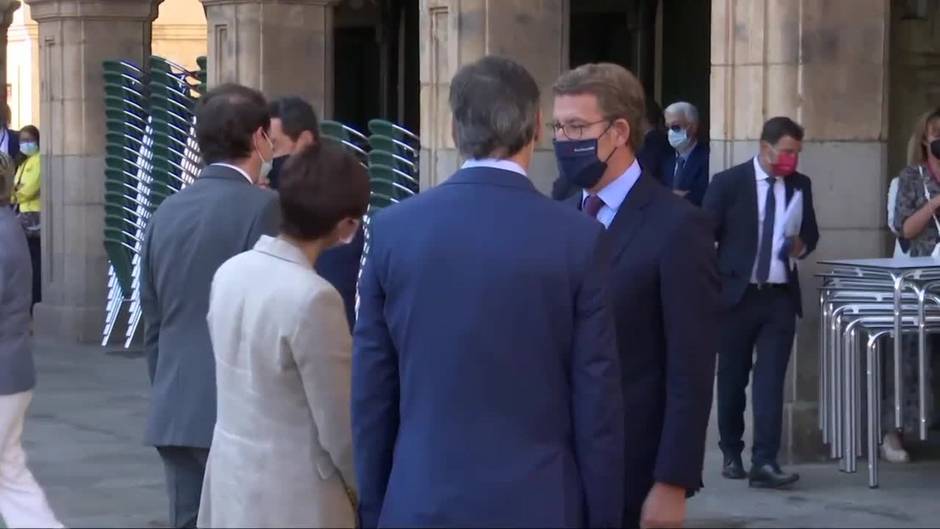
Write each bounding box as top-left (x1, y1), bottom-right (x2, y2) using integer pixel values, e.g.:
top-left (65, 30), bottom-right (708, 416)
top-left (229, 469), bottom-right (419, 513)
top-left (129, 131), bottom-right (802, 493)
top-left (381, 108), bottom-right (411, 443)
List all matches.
top-left (198, 142), bottom-right (370, 528)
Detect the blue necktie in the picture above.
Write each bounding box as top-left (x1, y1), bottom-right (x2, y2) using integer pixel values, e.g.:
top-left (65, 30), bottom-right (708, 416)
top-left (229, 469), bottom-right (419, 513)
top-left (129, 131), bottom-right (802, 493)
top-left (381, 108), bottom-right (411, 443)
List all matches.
top-left (673, 157), bottom-right (686, 188)
top-left (756, 177), bottom-right (776, 284)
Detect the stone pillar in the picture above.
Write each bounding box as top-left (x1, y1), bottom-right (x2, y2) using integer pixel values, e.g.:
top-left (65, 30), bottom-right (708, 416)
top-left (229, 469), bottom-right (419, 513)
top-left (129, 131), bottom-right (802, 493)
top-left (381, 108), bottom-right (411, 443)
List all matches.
top-left (0, 1), bottom-right (20, 109)
top-left (710, 0), bottom-right (891, 461)
top-left (419, 0), bottom-right (568, 193)
top-left (25, 0), bottom-right (161, 343)
top-left (201, 0), bottom-right (342, 118)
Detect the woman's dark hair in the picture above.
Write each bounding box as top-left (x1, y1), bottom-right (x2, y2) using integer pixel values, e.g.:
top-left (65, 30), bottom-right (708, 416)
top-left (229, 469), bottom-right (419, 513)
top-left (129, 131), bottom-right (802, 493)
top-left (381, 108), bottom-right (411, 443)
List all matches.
top-left (195, 83), bottom-right (269, 164)
top-left (278, 139), bottom-right (370, 241)
top-left (19, 125), bottom-right (39, 144)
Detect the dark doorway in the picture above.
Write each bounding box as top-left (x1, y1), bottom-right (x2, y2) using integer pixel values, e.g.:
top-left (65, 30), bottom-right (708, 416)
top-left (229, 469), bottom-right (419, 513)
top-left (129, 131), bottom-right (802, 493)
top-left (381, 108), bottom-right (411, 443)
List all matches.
top-left (333, 0), bottom-right (420, 134)
top-left (569, 0), bottom-right (710, 137)
top-left (660, 0), bottom-right (710, 140)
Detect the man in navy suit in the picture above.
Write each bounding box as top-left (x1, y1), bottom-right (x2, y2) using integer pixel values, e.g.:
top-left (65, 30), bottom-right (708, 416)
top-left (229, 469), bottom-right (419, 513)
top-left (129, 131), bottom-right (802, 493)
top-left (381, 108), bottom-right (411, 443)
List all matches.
top-left (352, 56), bottom-right (625, 528)
top-left (266, 96), bottom-right (364, 331)
top-left (663, 102), bottom-right (709, 206)
top-left (702, 117), bottom-right (819, 489)
top-left (552, 63), bottom-right (720, 529)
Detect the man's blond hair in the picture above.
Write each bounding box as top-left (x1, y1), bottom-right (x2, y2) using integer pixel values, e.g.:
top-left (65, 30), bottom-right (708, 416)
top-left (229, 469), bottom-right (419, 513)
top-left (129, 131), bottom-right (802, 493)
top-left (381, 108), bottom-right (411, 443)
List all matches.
top-left (553, 63), bottom-right (646, 151)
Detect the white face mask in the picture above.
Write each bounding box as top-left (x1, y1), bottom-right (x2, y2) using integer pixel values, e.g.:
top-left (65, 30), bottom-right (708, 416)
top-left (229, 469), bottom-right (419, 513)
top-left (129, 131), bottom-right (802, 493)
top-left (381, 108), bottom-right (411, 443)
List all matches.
top-left (337, 220), bottom-right (360, 246)
top-left (668, 128), bottom-right (690, 151)
top-left (257, 133), bottom-right (274, 182)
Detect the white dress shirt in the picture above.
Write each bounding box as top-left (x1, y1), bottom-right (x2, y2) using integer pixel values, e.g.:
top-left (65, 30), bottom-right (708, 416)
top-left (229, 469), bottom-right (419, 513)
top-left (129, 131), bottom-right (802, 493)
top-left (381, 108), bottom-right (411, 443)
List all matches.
top-left (0, 129), bottom-right (9, 156)
top-left (211, 162), bottom-right (255, 184)
top-left (461, 158), bottom-right (528, 177)
top-left (750, 157), bottom-right (789, 284)
top-left (581, 159), bottom-right (643, 229)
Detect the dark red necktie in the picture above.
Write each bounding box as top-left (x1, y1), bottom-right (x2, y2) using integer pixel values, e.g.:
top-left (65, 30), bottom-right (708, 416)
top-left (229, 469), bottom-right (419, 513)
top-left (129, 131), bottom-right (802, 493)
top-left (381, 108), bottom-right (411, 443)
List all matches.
top-left (583, 194), bottom-right (605, 219)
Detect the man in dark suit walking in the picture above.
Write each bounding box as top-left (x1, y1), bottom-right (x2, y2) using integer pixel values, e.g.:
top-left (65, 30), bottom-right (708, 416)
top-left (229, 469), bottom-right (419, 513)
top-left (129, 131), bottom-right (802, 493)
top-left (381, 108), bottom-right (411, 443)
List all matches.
top-left (352, 56), bottom-right (625, 528)
top-left (702, 116), bottom-right (819, 489)
top-left (551, 63), bottom-right (720, 529)
top-left (267, 96), bottom-right (364, 331)
top-left (140, 84), bottom-right (280, 528)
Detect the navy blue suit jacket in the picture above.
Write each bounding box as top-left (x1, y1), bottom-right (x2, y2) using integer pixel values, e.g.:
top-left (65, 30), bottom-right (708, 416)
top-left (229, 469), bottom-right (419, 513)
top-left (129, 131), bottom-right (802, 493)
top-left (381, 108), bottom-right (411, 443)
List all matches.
top-left (702, 159), bottom-right (819, 317)
top-left (567, 174), bottom-right (720, 522)
top-left (353, 166), bottom-right (625, 528)
top-left (664, 142), bottom-right (709, 206)
top-left (315, 226), bottom-right (364, 331)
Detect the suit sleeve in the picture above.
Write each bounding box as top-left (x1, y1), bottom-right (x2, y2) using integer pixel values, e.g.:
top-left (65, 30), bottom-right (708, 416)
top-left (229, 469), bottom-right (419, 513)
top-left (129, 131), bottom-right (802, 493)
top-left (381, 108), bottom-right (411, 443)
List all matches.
top-left (571, 228), bottom-right (625, 528)
top-left (246, 194), bottom-right (281, 248)
top-left (139, 223), bottom-right (160, 383)
top-left (654, 208), bottom-right (720, 491)
top-left (701, 172), bottom-right (725, 241)
top-left (293, 288), bottom-right (357, 496)
top-left (798, 176), bottom-right (820, 258)
top-left (351, 219), bottom-right (400, 529)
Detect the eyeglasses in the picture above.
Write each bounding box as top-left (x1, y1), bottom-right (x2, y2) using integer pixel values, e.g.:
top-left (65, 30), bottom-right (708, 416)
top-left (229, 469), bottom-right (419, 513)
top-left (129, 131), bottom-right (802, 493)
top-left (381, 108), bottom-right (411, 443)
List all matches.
top-left (668, 124), bottom-right (685, 133)
top-left (549, 119), bottom-right (611, 140)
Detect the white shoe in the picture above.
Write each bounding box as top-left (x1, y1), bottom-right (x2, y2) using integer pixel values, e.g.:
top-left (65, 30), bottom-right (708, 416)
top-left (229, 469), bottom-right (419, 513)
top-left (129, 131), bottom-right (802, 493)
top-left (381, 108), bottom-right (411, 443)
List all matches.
top-left (880, 431), bottom-right (911, 463)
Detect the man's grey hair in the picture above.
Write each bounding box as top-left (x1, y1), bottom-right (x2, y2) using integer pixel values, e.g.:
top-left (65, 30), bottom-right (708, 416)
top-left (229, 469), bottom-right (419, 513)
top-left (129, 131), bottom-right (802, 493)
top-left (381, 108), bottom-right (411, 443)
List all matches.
top-left (449, 56), bottom-right (540, 160)
top-left (664, 101), bottom-right (699, 124)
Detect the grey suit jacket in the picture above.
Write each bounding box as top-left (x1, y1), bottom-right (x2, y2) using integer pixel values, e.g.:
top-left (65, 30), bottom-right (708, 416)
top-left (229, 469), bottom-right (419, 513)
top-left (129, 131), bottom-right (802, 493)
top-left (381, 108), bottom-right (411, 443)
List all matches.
top-left (0, 207), bottom-right (35, 396)
top-left (141, 164), bottom-right (280, 448)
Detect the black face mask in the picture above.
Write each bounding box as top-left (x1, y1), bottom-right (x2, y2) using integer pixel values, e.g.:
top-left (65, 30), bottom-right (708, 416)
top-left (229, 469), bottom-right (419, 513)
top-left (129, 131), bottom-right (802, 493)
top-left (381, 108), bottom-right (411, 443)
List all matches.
top-left (267, 155), bottom-right (289, 190)
top-left (553, 137), bottom-right (617, 190)
top-left (930, 139), bottom-right (940, 160)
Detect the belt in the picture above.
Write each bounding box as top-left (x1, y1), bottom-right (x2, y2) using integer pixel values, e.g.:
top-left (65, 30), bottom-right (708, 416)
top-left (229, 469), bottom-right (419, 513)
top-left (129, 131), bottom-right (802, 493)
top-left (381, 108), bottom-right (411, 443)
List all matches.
top-left (749, 282), bottom-right (788, 291)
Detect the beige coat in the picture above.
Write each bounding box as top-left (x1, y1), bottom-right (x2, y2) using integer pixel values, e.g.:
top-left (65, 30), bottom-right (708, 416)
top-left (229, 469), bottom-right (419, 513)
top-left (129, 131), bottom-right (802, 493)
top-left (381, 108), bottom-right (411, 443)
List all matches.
top-left (198, 236), bottom-right (357, 528)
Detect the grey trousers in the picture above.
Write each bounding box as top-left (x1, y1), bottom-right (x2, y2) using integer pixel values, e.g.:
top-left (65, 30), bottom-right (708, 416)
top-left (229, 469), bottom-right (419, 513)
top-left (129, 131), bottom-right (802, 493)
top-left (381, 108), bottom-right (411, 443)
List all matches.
top-left (156, 446), bottom-right (209, 529)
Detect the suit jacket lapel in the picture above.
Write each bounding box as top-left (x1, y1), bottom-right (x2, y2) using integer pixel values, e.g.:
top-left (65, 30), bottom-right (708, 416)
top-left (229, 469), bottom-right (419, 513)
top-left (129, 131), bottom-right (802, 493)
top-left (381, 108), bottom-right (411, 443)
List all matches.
top-left (744, 162), bottom-right (760, 253)
top-left (607, 175), bottom-right (656, 264)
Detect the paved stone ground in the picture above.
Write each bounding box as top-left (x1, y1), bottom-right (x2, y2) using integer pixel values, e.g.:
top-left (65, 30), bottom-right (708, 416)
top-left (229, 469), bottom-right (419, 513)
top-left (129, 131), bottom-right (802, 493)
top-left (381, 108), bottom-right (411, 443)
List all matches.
top-left (12, 338), bottom-right (940, 527)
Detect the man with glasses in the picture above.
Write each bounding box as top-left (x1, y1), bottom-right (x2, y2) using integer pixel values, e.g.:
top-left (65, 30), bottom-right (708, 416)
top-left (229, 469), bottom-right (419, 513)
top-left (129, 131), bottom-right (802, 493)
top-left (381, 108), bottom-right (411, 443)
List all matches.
top-left (551, 63), bottom-right (720, 529)
top-left (664, 101), bottom-right (709, 206)
top-left (353, 56), bottom-right (624, 528)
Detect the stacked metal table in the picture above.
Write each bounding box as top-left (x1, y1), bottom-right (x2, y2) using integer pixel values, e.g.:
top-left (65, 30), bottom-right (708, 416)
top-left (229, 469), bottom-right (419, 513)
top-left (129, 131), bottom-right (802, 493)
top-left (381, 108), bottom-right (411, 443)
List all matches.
top-left (818, 257), bottom-right (940, 487)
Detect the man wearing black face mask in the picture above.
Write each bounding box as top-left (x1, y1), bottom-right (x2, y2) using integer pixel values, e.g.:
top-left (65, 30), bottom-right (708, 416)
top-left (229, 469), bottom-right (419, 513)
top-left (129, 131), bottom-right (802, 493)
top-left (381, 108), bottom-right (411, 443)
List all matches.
top-left (267, 97), bottom-right (364, 331)
top-left (552, 63), bottom-right (720, 529)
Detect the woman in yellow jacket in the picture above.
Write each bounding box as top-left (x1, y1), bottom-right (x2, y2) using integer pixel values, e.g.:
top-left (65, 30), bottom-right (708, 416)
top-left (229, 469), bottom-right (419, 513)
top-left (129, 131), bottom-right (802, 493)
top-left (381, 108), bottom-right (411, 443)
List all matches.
top-left (12, 125), bottom-right (41, 308)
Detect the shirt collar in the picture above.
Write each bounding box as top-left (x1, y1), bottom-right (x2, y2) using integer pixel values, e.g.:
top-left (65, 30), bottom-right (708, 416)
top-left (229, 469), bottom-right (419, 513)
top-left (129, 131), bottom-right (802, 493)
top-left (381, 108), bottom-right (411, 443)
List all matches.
top-left (253, 235), bottom-right (310, 267)
top-left (753, 156), bottom-right (773, 182)
top-left (211, 162), bottom-right (255, 184)
top-left (461, 158), bottom-right (527, 177)
top-left (583, 158), bottom-right (643, 211)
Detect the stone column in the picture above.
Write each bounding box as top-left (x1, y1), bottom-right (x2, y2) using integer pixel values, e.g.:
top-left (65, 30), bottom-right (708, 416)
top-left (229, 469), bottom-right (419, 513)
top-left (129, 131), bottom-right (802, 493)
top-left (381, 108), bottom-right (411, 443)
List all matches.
top-left (418, 0), bottom-right (568, 193)
top-left (201, 0), bottom-right (342, 118)
top-left (0, 1), bottom-right (20, 109)
top-left (25, 0), bottom-right (161, 343)
top-left (710, 0), bottom-right (891, 461)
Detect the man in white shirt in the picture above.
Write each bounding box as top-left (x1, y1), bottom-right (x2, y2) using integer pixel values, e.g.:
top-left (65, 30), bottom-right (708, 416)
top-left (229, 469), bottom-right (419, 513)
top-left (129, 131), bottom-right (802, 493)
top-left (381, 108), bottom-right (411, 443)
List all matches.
top-left (703, 116), bottom-right (820, 489)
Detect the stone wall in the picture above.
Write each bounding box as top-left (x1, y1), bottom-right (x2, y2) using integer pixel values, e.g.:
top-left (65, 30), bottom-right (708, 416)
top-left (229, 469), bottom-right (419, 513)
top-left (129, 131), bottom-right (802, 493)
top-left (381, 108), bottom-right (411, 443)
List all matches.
top-left (418, 0), bottom-right (567, 193)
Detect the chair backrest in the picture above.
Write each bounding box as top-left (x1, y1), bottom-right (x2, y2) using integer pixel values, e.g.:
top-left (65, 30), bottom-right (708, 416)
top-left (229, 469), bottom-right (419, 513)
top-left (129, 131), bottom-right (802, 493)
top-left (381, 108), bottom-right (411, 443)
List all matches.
top-left (368, 119), bottom-right (420, 147)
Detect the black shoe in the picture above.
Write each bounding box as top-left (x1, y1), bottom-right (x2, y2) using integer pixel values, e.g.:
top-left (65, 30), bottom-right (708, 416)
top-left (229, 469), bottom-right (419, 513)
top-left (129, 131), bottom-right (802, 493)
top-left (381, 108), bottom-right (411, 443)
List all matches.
top-left (748, 463), bottom-right (800, 489)
top-left (722, 454), bottom-right (746, 480)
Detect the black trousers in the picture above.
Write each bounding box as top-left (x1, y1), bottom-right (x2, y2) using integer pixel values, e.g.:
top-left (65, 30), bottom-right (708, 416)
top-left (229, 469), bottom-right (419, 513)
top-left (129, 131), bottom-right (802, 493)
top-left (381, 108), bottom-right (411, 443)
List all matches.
top-left (717, 285), bottom-right (796, 467)
top-left (27, 236), bottom-right (40, 308)
top-left (156, 446), bottom-right (209, 529)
